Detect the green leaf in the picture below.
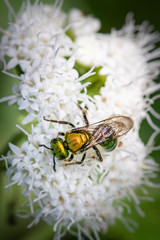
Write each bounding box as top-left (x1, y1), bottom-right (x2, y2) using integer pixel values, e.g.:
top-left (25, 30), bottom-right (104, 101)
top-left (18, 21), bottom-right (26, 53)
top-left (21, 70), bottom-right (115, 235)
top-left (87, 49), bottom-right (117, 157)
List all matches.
top-left (75, 61), bottom-right (107, 97)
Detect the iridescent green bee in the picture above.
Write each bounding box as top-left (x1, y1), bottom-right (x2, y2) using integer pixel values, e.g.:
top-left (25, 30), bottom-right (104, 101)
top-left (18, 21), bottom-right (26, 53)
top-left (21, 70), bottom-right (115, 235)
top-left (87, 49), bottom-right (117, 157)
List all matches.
top-left (39, 105), bottom-right (133, 171)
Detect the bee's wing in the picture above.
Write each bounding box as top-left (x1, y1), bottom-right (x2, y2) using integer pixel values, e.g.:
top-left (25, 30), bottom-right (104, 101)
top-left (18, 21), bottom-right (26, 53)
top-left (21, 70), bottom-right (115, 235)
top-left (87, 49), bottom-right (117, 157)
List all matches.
top-left (102, 115), bottom-right (134, 137)
top-left (75, 115), bottom-right (134, 152)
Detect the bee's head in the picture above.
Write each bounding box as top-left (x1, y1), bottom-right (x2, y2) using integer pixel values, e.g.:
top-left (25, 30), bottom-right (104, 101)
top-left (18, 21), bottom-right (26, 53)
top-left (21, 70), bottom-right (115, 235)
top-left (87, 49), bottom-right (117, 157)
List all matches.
top-left (50, 138), bottom-right (69, 160)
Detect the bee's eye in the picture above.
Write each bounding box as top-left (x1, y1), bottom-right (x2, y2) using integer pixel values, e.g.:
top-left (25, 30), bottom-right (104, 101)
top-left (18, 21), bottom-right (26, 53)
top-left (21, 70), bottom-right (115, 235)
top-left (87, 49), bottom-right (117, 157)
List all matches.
top-left (100, 138), bottom-right (117, 151)
top-left (51, 139), bottom-right (57, 144)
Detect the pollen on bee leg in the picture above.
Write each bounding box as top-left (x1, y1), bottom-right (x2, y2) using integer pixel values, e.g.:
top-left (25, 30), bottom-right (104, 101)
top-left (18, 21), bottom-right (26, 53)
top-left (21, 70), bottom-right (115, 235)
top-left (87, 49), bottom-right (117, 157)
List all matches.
top-left (64, 154), bottom-right (74, 162)
top-left (64, 158), bottom-right (69, 162)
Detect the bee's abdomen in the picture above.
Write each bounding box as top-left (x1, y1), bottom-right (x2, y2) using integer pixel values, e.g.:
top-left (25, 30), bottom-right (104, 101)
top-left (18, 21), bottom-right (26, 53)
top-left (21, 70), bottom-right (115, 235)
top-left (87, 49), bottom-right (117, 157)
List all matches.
top-left (65, 132), bottom-right (89, 153)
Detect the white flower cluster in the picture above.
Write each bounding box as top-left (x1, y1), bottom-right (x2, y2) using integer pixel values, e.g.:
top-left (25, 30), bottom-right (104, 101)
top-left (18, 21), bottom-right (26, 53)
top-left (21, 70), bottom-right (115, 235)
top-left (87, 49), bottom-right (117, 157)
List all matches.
top-left (0, 1), bottom-right (160, 240)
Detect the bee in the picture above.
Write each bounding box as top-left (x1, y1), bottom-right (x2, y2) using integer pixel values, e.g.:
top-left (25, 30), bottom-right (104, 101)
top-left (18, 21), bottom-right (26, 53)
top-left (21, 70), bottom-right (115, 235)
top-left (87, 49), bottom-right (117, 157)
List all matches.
top-left (39, 104), bottom-right (134, 171)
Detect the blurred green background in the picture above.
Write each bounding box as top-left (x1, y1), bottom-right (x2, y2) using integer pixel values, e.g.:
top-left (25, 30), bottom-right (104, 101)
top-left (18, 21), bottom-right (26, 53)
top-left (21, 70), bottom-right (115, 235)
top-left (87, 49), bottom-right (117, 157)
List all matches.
top-left (0, 0), bottom-right (160, 239)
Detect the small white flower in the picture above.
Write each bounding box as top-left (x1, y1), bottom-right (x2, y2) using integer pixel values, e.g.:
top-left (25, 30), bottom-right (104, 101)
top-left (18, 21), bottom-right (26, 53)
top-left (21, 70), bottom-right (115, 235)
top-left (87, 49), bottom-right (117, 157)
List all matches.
top-left (68, 8), bottom-right (101, 36)
top-left (0, 1), bottom-right (160, 240)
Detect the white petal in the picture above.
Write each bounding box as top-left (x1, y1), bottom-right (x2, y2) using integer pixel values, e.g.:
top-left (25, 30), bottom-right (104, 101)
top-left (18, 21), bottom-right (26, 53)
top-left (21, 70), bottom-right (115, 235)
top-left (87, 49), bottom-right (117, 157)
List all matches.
top-left (19, 100), bottom-right (29, 110)
top-left (7, 58), bottom-right (18, 69)
top-left (9, 143), bottom-right (21, 155)
top-left (22, 114), bottom-right (35, 124)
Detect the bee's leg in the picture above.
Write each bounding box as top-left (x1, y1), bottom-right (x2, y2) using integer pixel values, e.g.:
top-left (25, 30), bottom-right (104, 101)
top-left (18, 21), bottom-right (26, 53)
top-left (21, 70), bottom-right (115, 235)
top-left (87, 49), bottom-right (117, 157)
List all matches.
top-left (58, 132), bottom-right (65, 136)
top-left (39, 144), bottom-right (52, 150)
top-left (64, 154), bottom-right (74, 162)
top-left (77, 104), bottom-right (89, 126)
top-left (53, 155), bottom-right (56, 172)
top-left (39, 144), bottom-right (56, 171)
top-left (92, 146), bottom-right (103, 162)
top-left (69, 154), bottom-right (74, 162)
top-left (43, 116), bottom-right (75, 128)
top-left (80, 152), bottom-right (86, 163)
top-left (64, 153), bottom-right (86, 166)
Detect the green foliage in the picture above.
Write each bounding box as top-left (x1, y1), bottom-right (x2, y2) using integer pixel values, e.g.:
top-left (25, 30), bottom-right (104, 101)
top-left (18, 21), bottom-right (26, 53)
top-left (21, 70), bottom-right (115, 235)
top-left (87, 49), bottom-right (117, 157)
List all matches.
top-left (75, 61), bottom-right (106, 97)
